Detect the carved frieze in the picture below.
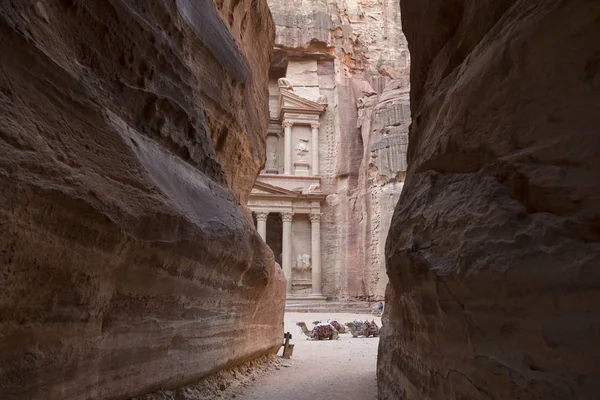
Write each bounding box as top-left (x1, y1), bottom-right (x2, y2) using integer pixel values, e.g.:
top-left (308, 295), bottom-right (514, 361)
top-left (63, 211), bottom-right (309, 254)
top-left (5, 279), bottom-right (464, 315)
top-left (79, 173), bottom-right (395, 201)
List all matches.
top-left (248, 199), bottom-right (292, 208)
top-left (283, 113), bottom-right (320, 121)
top-left (294, 201), bottom-right (312, 208)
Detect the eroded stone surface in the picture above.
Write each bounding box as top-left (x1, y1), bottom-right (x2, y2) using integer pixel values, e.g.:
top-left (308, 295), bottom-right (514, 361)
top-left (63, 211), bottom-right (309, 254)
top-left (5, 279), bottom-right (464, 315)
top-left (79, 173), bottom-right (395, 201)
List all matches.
top-left (379, 1), bottom-right (600, 399)
top-left (355, 76), bottom-right (410, 299)
top-left (0, 1), bottom-right (284, 399)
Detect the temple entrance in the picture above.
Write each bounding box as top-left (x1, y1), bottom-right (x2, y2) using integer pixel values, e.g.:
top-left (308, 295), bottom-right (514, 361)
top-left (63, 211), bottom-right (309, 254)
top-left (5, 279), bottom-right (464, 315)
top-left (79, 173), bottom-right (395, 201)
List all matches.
top-left (248, 181), bottom-right (326, 300)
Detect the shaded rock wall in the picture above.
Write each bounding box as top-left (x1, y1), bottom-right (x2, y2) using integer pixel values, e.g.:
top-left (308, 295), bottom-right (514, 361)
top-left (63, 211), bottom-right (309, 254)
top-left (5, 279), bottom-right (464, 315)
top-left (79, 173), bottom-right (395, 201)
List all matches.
top-left (379, 0), bottom-right (600, 399)
top-left (0, 1), bottom-right (285, 399)
top-left (268, 0), bottom-right (410, 300)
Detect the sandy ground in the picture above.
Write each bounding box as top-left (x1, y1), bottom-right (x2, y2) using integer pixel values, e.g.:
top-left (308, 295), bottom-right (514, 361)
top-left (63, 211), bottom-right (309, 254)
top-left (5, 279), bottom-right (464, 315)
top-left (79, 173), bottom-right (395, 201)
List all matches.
top-left (135, 312), bottom-right (381, 400)
top-left (226, 312), bottom-right (381, 400)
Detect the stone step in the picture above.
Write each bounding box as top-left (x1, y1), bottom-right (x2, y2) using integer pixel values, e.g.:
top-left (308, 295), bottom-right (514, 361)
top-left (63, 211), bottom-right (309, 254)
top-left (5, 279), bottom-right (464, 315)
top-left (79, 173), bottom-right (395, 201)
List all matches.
top-left (285, 300), bottom-right (383, 314)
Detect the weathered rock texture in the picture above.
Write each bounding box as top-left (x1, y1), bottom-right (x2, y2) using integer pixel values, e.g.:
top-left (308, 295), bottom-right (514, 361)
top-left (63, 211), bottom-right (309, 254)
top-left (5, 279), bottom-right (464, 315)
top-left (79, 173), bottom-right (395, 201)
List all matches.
top-left (268, 0), bottom-right (410, 300)
top-left (355, 76), bottom-right (409, 299)
top-left (379, 0), bottom-right (600, 399)
top-left (0, 1), bottom-right (285, 399)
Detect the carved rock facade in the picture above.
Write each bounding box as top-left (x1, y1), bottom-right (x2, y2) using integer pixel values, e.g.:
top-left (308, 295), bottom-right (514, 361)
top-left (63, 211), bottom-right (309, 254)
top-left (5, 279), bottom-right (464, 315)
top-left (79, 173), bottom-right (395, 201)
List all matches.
top-left (258, 0), bottom-right (411, 300)
top-left (379, 1), bottom-right (600, 399)
top-left (0, 1), bottom-right (285, 399)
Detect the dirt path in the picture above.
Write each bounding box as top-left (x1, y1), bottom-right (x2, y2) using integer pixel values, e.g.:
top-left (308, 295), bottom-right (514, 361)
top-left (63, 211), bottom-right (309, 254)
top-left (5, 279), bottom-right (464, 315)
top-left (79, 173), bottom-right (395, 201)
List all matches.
top-left (228, 312), bottom-right (381, 400)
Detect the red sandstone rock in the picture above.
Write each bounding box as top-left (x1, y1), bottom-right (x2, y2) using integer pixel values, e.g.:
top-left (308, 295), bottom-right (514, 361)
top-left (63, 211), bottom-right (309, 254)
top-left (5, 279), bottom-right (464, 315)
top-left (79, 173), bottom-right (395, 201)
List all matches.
top-left (379, 1), bottom-right (600, 399)
top-left (355, 77), bottom-right (410, 300)
top-left (0, 1), bottom-right (284, 399)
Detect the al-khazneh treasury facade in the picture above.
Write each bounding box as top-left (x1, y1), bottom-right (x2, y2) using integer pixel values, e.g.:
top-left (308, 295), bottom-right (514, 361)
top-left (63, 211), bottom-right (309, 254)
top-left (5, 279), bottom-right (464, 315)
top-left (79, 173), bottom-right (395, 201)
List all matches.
top-left (250, 0), bottom-right (410, 301)
top-left (249, 79), bottom-right (329, 300)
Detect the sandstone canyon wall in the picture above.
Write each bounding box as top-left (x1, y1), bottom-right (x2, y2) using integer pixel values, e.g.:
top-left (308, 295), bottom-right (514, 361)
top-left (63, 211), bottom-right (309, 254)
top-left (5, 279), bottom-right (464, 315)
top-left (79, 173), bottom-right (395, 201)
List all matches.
top-left (0, 1), bottom-right (285, 399)
top-left (379, 0), bottom-right (600, 399)
top-left (268, 0), bottom-right (411, 300)
top-left (356, 76), bottom-right (410, 300)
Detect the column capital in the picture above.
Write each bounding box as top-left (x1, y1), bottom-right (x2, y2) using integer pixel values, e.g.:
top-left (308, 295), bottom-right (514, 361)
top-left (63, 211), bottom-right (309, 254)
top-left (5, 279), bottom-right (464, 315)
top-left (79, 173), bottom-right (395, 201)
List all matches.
top-left (256, 212), bottom-right (269, 221)
top-left (310, 122), bottom-right (320, 129)
top-left (281, 212), bottom-right (294, 222)
top-left (282, 120), bottom-right (293, 129)
top-left (309, 213), bottom-right (322, 222)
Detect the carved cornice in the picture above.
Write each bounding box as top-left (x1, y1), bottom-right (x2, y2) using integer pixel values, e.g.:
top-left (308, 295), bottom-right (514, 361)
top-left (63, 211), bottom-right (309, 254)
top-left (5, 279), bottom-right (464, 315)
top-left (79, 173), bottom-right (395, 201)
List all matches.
top-left (256, 212), bottom-right (269, 221)
top-left (281, 212), bottom-right (294, 222)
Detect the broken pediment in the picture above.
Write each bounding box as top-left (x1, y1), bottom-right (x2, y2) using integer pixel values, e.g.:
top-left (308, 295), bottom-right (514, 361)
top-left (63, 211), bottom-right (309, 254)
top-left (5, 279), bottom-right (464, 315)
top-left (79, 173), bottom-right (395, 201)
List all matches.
top-left (278, 89), bottom-right (327, 119)
top-left (250, 179), bottom-right (327, 203)
top-left (252, 181), bottom-right (302, 197)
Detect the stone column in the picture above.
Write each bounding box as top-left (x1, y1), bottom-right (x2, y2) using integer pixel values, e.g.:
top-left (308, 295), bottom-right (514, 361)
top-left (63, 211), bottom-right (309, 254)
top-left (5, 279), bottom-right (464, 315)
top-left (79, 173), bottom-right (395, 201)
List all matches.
top-left (311, 122), bottom-right (320, 176)
top-left (310, 213), bottom-right (322, 296)
top-left (256, 212), bottom-right (268, 241)
top-left (281, 212), bottom-right (294, 295)
top-left (283, 121), bottom-right (293, 175)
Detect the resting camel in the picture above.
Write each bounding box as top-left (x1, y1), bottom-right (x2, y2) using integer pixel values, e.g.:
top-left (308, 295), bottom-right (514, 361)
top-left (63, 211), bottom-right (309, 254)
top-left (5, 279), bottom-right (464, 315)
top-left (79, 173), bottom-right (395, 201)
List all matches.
top-left (345, 320), bottom-right (380, 338)
top-left (296, 322), bottom-right (339, 340)
top-left (313, 319), bottom-right (347, 333)
top-left (328, 320), bottom-right (347, 333)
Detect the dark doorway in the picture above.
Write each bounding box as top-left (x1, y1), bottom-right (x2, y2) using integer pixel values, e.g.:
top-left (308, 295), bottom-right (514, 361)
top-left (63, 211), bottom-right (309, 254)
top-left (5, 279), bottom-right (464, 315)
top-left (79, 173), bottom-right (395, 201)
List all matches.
top-left (265, 213), bottom-right (282, 266)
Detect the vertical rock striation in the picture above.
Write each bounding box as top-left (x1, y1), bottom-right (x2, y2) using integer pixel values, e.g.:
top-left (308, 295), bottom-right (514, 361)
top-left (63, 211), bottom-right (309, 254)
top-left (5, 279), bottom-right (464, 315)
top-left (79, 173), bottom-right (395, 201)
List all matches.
top-left (356, 76), bottom-right (410, 300)
top-left (379, 0), bottom-right (600, 399)
top-left (0, 1), bottom-right (284, 400)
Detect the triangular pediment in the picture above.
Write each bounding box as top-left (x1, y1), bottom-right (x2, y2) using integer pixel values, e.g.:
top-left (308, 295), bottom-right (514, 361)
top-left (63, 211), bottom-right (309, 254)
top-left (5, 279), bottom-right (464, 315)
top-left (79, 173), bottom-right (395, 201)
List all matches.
top-left (278, 90), bottom-right (327, 118)
top-left (251, 180), bottom-right (302, 197)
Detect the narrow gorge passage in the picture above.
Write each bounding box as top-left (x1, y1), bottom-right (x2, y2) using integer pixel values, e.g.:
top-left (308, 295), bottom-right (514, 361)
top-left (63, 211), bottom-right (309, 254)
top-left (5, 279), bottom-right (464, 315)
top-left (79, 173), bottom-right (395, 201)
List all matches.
top-left (2, 0), bottom-right (598, 399)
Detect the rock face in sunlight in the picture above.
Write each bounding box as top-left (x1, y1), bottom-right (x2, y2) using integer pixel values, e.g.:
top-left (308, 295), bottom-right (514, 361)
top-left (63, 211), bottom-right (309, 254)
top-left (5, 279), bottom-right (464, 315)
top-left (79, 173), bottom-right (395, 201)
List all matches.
top-left (379, 1), bottom-right (600, 399)
top-left (0, 1), bottom-right (285, 400)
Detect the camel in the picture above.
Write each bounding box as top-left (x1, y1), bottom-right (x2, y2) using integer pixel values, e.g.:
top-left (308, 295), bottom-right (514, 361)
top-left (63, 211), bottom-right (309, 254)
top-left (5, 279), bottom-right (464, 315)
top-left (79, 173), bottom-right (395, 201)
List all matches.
top-left (296, 322), bottom-right (339, 340)
top-left (328, 320), bottom-right (347, 333)
top-left (310, 320), bottom-right (346, 334)
top-left (345, 320), bottom-right (380, 338)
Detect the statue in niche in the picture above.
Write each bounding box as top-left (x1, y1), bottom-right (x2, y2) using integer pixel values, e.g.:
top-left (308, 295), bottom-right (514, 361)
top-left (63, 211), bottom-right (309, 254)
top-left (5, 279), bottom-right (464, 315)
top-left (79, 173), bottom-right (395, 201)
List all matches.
top-left (266, 138), bottom-right (278, 170)
top-left (296, 253), bottom-right (311, 269)
top-left (267, 146), bottom-right (277, 169)
top-left (295, 139), bottom-right (309, 159)
top-left (278, 78), bottom-right (294, 92)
